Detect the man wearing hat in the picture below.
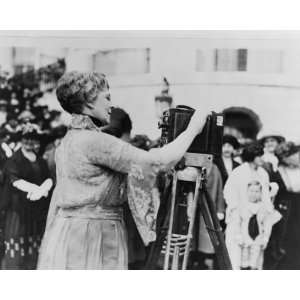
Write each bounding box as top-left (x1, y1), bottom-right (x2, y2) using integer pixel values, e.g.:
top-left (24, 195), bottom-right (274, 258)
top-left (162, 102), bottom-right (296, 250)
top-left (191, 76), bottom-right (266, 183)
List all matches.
top-left (214, 134), bottom-right (240, 187)
top-left (213, 135), bottom-right (240, 228)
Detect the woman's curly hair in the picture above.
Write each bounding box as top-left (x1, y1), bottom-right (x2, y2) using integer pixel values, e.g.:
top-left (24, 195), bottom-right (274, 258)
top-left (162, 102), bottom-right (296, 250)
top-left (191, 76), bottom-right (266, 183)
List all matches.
top-left (241, 142), bottom-right (264, 162)
top-left (56, 71), bottom-right (109, 114)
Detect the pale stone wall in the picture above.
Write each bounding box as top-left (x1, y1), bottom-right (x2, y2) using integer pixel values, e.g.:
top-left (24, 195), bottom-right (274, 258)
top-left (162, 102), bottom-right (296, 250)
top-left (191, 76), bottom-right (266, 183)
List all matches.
top-left (0, 31), bottom-right (299, 141)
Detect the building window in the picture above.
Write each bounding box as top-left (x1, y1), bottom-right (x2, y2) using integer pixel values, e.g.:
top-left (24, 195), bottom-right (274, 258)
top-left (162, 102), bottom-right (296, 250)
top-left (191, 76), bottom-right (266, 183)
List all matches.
top-left (93, 48), bottom-right (150, 76)
top-left (196, 48), bottom-right (248, 72)
top-left (196, 49), bottom-right (214, 72)
top-left (247, 50), bottom-right (283, 73)
top-left (237, 49), bottom-right (247, 71)
top-left (196, 48), bottom-right (284, 74)
top-left (214, 49), bottom-right (248, 72)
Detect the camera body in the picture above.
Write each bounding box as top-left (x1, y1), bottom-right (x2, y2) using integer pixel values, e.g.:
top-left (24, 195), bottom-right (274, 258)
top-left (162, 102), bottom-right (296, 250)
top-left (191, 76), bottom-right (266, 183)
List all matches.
top-left (158, 105), bottom-right (224, 156)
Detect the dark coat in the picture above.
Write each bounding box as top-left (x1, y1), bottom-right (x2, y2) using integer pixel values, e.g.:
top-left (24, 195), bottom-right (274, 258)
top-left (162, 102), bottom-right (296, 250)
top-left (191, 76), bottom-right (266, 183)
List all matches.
top-left (0, 149), bottom-right (51, 269)
top-left (214, 156), bottom-right (240, 187)
top-left (0, 144), bottom-right (10, 262)
top-left (0, 145), bottom-right (10, 184)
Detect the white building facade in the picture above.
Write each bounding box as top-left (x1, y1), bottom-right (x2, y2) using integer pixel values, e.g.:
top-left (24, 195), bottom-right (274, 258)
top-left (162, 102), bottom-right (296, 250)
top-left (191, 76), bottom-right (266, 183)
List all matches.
top-left (0, 31), bottom-right (300, 141)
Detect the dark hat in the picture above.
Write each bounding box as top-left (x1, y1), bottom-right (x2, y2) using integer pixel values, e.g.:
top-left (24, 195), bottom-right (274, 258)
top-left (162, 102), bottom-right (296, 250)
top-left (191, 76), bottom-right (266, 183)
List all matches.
top-left (102, 107), bottom-right (132, 138)
top-left (275, 142), bottom-right (300, 159)
top-left (222, 134), bottom-right (240, 149)
top-left (222, 107), bottom-right (262, 140)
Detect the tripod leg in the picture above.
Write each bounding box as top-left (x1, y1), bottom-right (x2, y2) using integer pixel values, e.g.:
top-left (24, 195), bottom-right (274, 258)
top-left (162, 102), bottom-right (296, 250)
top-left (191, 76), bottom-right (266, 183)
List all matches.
top-left (145, 228), bottom-right (168, 269)
top-left (200, 187), bottom-right (232, 270)
top-left (182, 173), bottom-right (202, 270)
top-left (171, 246), bottom-right (180, 270)
top-left (163, 172), bottom-right (178, 270)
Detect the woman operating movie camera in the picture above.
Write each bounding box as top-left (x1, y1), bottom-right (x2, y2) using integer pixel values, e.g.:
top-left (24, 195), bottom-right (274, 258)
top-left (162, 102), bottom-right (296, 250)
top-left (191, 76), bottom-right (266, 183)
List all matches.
top-left (37, 71), bottom-right (208, 270)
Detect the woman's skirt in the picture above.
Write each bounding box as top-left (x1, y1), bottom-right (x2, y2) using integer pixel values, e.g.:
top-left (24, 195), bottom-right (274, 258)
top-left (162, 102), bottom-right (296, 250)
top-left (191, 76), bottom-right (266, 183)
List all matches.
top-left (37, 206), bottom-right (128, 270)
top-left (1, 211), bottom-right (42, 270)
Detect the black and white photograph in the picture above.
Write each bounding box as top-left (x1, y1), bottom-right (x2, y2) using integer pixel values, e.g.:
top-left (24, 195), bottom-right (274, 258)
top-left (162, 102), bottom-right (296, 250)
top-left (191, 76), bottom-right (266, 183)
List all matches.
top-left (5, 0), bottom-right (300, 298)
top-left (0, 30), bottom-right (299, 271)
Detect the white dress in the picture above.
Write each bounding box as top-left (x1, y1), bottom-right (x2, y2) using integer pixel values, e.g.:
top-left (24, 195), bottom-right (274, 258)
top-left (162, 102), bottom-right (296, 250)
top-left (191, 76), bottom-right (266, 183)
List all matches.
top-left (224, 163), bottom-right (280, 269)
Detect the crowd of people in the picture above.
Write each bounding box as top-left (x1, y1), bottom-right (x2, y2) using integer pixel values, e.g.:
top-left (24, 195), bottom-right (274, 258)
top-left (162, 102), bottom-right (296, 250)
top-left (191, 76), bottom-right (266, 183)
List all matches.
top-left (0, 74), bottom-right (68, 269)
top-left (102, 107), bottom-right (300, 270)
top-left (215, 132), bottom-right (300, 270)
top-left (0, 70), bottom-right (299, 270)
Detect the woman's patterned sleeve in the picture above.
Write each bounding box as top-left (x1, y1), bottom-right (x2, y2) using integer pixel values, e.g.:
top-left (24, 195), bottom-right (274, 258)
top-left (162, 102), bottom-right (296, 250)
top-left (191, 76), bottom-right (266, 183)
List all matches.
top-left (84, 132), bottom-right (164, 245)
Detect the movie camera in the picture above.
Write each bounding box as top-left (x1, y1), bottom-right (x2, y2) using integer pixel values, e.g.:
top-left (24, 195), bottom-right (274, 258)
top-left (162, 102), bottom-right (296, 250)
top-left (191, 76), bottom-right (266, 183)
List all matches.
top-left (158, 105), bottom-right (224, 156)
top-left (146, 105), bottom-right (232, 270)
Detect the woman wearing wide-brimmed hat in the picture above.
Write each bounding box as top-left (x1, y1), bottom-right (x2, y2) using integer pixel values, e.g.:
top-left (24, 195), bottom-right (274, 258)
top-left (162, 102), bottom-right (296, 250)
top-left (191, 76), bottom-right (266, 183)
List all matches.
top-left (257, 131), bottom-right (286, 269)
top-left (258, 130), bottom-right (285, 174)
top-left (37, 71), bottom-right (208, 270)
top-left (265, 141), bottom-right (300, 269)
top-left (0, 123), bottom-right (53, 269)
top-left (258, 131), bottom-right (285, 147)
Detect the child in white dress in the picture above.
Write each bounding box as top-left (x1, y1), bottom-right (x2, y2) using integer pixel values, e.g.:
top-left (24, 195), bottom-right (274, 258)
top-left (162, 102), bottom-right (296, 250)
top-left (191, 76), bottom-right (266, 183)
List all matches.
top-left (239, 181), bottom-right (280, 269)
top-left (224, 142), bottom-right (281, 270)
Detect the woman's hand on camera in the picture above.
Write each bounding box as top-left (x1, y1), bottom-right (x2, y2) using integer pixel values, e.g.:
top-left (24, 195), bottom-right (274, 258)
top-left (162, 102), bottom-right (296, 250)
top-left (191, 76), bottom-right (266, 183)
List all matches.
top-left (188, 109), bottom-right (208, 136)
